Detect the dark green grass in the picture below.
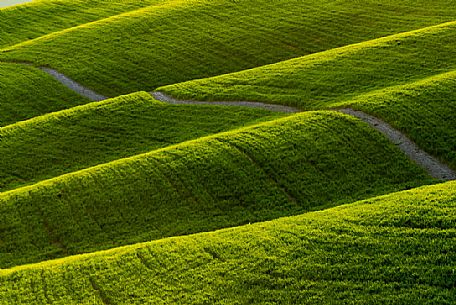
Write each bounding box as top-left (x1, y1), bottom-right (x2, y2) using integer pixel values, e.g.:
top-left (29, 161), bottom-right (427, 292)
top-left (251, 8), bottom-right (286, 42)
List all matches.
top-left (2, 0), bottom-right (456, 96)
top-left (0, 111), bottom-right (430, 268)
top-left (1, 181), bottom-right (454, 304)
top-left (0, 91), bottom-right (284, 192)
top-left (0, 62), bottom-right (89, 126)
top-left (0, 0), bottom-right (163, 48)
top-left (346, 70), bottom-right (456, 170)
top-left (159, 21), bottom-right (456, 108)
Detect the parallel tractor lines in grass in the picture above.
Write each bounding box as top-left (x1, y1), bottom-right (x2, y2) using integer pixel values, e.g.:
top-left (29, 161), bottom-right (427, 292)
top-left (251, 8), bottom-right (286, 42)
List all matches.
top-left (0, 181), bottom-right (454, 304)
top-left (0, 0), bottom-right (165, 49)
top-left (0, 111), bottom-right (430, 268)
top-left (2, 0), bottom-right (456, 96)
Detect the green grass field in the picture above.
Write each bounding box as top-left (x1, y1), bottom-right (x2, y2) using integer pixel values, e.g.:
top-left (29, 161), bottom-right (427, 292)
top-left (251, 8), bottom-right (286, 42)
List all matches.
top-left (2, 0), bottom-right (456, 96)
top-left (0, 0), bottom-right (163, 48)
top-left (1, 0), bottom-right (455, 302)
top-left (348, 70), bottom-right (456, 170)
top-left (0, 91), bottom-right (283, 191)
top-left (0, 62), bottom-right (89, 126)
top-left (158, 21), bottom-right (456, 107)
top-left (0, 111), bottom-right (430, 268)
top-left (158, 22), bottom-right (456, 170)
top-left (1, 180), bottom-right (454, 304)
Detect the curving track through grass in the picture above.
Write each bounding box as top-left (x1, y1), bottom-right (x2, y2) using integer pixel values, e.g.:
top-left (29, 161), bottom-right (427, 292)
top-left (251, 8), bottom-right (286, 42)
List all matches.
top-left (2, 0), bottom-right (456, 96)
top-left (0, 111), bottom-right (430, 268)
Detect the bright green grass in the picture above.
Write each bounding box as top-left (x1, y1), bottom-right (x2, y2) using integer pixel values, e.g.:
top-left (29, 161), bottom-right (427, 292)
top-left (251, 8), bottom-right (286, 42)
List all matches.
top-left (2, 0), bottom-right (456, 96)
top-left (0, 0), bottom-right (164, 48)
top-left (1, 181), bottom-right (454, 304)
top-left (0, 111), bottom-right (429, 268)
top-left (159, 21), bottom-right (456, 108)
top-left (0, 91), bottom-right (284, 192)
top-left (0, 63), bottom-right (89, 126)
top-left (346, 70), bottom-right (456, 170)
top-left (159, 23), bottom-right (456, 169)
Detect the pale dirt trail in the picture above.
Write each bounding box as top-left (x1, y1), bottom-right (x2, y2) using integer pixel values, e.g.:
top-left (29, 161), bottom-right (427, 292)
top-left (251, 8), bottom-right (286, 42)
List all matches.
top-left (38, 67), bottom-right (455, 180)
top-left (41, 67), bottom-right (107, 101)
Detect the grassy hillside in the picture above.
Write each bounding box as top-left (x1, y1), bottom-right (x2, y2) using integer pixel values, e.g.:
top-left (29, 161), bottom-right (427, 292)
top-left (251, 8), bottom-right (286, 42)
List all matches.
top-left (158, 21), bottom-right (456, 107)
top-left (1, 181), bottom-right (454, 304)
top-left (0, 0), bottom-right (163, 48)
top-left (0, 63), bottom-right (89, 126)
top-left (347, 70), bottom-right (456, 170)
top-left (0, 91), bottom-right (284, 191)
top-left (0, 111), bottom-right (430, 268)
top-left (158, 23), bottom-right (456, 169)
top-left (2, 0), bottom-right (456, 96)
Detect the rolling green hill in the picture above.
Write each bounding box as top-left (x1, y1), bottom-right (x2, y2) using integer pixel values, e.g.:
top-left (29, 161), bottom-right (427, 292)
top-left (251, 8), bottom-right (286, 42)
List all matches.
top-left (1, 180), bottom-right (454, 304)
top-left (347, 70), bottom-right (456, 170)
top-left (0, 91), bottom-right (284, 191)
top-left (2, 0), bottom-right (456, 96)
top-left (0, 0), bottom-right (163, 48)
top-left (0, 63), bottom-right (89, 126)
top-left (0, 111), bottom-right (429, 268)
top-left (1, 0), bottom-right (455, 303)
top-left (158, 22), bottom-right (456, 169)
top-left (158, 21), bottom-right (456, 107)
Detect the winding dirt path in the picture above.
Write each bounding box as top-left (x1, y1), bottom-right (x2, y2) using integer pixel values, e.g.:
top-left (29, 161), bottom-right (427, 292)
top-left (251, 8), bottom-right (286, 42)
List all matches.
top-left (338, 108), bottom-right (456, 180)
top-left (41, 67), bottom-right (107, 101)
top-left (38, 67), bottom-right (455, 180)
top-left (151, 92), bottom-right (300, 113)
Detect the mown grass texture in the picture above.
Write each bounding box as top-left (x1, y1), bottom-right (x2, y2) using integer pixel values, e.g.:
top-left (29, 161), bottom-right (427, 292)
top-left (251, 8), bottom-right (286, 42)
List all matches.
top-left (2, 0), bottom-right (456, 96)
top-left (0, 111), bottom-right (429, 268)
top-left (1, 181), bottom-right (454, 304)
top-left (0, 91), bottom-right (284, 191)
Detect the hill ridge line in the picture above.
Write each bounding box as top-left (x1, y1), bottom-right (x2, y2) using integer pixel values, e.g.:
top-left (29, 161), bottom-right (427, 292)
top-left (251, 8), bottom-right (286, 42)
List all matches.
top-left (4, 65), bottom-right (455, 181)
top-left (0, 0), bottom-right (197, 52)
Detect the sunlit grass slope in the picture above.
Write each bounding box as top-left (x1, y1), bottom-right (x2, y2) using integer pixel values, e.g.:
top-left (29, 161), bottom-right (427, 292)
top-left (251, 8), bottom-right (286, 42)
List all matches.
top-left (0, 91), bottom-right (284, 192)
top-left (0, 0), bottom-right (163, 48)
top-left (159, 21), bottom-right (456, 108)
top-left (0, 111), bottom-right (430, 268)
top-left (159, 22), bottom-right (456, 169)
top-left (0, 63), bottom-right (89, 126)
top-left (1, 181), bottom-right (454, 304)
top-left (2, 0), bottom-right (456, 96)
top-left (347, 70), bottom-right (456, 170)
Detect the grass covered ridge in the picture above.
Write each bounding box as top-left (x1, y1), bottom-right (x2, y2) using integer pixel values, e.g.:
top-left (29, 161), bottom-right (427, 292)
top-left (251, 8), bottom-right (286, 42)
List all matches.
top-left (0, 91), bottom-right (284, 191)
top-left (1, 181), bottom-right (454, 304)
top-left (2, 0), bottom-right (456, 96)
top-left (0, 111), bottom-right (429, 268)
top-left (158, 20), bottom-right (456, 108)
top-left (0, 0), bottom-right (164, 48)
top-left (158, 22), bottom-right (456, 169)
top-left (0, 63), bottom-right (89, 126)
top-left (347, 70), bottom-right (456, 170)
